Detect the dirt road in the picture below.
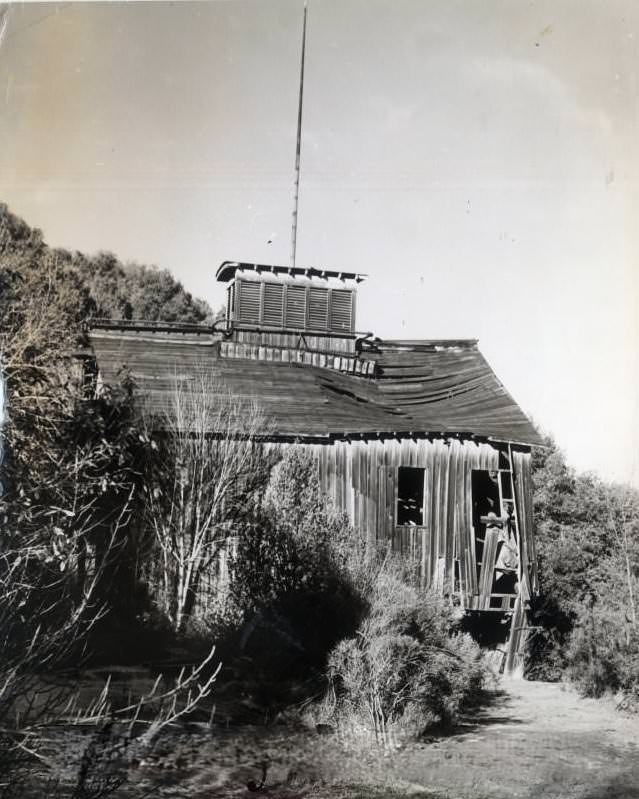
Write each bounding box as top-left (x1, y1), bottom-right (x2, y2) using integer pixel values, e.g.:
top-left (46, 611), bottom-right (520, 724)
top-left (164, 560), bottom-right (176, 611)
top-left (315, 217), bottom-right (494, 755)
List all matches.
top-left (121, 679), bottom-right (639, 798)
top-left (372, 679), bottom-right (639, 799)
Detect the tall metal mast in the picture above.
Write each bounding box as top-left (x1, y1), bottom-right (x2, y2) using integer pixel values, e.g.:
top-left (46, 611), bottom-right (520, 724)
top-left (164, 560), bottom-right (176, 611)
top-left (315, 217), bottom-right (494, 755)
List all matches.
top-left (290, 1), bottom-right (308, 269)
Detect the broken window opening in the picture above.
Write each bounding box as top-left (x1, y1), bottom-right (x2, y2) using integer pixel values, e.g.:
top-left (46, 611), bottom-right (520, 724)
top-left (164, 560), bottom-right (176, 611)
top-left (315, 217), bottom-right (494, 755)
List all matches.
top-left (471, 468), bottom-right (501, 575)
top-left (472, 468), bottom-right (519, 597)
top-left (397, 466), bottom-right (425, 526)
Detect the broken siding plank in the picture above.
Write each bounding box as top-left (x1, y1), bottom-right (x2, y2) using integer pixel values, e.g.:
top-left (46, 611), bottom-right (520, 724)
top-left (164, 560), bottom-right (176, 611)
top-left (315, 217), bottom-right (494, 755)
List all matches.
top-left (389, 441), bottom-right (401, 543)
top-left (478, 527), bottom-right (499, 609)
top-left (450, 440), bottom-right (464, 597)
top-left (445, 442), bottom-right (458, 593)
top-left (351, 442), bottom-right (361, 530)
top-left (465, 546), bottom-right (477, 597)
top-left (329, 445), bottom-right (338, 518)
top-left (439, 443), bottom-right (452, 588)
top-left (378, 463), bottom-right (387, 544)
top-left (399, 436), bottom-right (411, 468)
top-left (437, 441), bottom-right (448, 568)
top-left (369, 440), bottom-right (380, 544)
top-left (346, 441), bottom-right (355, 524)
top-left (431, 442), bottom-right (442, 568)
top-left (505, 594), bottom-right (526, 675)
top-left (358, 442), bottom-right (368, 537)
top-left (361, 442), bottom-right (371, 539)
top-left (384, 465), bottom-right (396, 542)
top-left (423, 440), bottom-right (435, 584)
top-left (335, 441), bottom-right (344, 514)
top-left (409, 437), bottom-right (419, 467)
top-left (433, 557), bottom-right (446, 594)
top-left (319, 443), bottom-right (330, 497)
top-left (462, 442), bottom-right (477, 598)
top-left (368, 442), bottom-right (377, 543)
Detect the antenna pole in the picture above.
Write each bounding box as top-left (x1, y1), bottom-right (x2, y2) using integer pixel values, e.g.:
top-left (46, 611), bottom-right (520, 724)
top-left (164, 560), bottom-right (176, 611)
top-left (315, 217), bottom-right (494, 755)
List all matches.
top-left (291, 1), bottom-right (307, 269)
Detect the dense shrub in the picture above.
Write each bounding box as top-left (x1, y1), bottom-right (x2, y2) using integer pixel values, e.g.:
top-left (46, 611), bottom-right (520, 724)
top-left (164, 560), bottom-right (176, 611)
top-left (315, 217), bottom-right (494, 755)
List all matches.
top-left (318, 560), bottom-right (487, 743)
top-left (226, 449), bottom-right (366, 688)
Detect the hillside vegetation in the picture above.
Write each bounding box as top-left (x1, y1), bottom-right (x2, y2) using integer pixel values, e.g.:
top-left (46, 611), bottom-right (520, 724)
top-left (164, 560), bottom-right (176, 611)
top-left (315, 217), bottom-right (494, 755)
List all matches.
top-left (0, 203), bottom-right (212, 330)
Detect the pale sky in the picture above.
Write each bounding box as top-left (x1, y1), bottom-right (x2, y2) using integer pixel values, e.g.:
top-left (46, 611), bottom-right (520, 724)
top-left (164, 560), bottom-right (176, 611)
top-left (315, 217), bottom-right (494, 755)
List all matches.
top-left (1, 0), bottom-right (638, 485)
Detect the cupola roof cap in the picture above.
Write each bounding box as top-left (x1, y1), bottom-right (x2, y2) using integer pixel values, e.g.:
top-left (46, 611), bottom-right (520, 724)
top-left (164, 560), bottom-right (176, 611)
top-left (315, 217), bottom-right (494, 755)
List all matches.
top-left (216, 261), bottom-right (367, 284)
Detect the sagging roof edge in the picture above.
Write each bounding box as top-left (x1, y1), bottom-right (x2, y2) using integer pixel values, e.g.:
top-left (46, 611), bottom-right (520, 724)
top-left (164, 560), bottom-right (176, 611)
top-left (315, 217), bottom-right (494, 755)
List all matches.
top-left (470, 349), bottom-right (544, 448)
top-left (140, 427), bottom-right (536, 449)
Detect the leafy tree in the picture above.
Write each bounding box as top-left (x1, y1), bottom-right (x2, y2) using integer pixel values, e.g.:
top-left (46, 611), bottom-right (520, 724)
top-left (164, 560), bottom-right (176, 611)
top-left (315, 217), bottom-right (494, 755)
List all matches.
top-left (71, 250), bottom-right (212, 323)
top-left (529, 434), bottom-right (639, 699)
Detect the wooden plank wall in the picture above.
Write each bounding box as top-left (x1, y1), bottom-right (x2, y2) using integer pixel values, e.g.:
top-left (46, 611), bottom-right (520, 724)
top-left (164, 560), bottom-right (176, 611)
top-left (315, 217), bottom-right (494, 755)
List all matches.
top-left (234, 329), bottom-right (356, 354)
top-left (285, 437), bottom-right (507, 608)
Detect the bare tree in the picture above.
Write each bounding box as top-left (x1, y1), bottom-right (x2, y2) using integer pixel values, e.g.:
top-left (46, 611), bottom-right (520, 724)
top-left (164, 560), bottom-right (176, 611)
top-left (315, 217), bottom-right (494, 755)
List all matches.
top-left (142, 371), bottom-right (270, 633)
top-left (0, 470), bottom-right (220, 796)
top-left (0, 500), bottom-right (130, 787)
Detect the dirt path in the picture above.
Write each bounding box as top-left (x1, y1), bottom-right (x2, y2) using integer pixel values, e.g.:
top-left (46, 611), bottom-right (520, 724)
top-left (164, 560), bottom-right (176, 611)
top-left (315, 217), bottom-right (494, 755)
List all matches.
top-left (372, 679), bottom-right (639, 799)
top-left (119, 680), bottom-right (639, 798)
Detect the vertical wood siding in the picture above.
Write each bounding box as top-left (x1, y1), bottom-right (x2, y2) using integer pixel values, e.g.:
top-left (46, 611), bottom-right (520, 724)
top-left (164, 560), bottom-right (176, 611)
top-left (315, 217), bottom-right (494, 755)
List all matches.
top-left (273, 438), bottom-right (483, 602)
top-left (266, 437), bottom-right (535, 626)
top-left (273, 437), bottom-right (534, 612)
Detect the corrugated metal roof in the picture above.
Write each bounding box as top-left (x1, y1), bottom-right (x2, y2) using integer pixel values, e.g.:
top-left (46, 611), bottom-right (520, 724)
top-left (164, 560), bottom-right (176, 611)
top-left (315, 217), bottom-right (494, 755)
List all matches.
top-left (89, 328), bottom-right (542, 446)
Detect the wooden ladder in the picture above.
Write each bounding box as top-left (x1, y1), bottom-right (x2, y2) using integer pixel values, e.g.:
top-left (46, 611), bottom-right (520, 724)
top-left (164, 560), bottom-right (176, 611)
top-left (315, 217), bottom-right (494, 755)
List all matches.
top-left (496, 443), bottom-right (522, 592)
top-left (477, 447), bottom-right (521, 611)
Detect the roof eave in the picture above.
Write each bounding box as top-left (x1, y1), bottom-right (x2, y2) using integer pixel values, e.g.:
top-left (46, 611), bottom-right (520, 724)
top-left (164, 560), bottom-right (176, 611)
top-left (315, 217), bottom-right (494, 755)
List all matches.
top-left (215, 261), bottom-right (367, 283)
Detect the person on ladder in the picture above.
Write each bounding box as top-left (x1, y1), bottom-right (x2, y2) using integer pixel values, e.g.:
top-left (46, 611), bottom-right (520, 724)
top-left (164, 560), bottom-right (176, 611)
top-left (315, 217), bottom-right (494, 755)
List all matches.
top-left (494, 501), bottom-right (519, 595)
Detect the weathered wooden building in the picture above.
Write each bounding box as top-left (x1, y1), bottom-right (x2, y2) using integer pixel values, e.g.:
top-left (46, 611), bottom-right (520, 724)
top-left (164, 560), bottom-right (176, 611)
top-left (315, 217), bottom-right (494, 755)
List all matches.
top-left (90, 262), bottom-right (542, 669)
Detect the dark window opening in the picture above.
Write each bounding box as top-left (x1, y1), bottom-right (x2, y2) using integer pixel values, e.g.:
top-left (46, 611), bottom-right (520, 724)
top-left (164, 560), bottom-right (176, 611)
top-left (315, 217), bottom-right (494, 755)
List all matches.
top-left (471, 469), bottom-right (500, 567)
top-left (397, 467), bottom-right (425, 526)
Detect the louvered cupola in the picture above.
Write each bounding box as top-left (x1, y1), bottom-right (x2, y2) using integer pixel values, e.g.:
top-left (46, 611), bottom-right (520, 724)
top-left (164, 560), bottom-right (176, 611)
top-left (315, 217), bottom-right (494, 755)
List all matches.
top-left (217, 262), bottom-right (364, 334)
top-left (215, 262), bottom-right (372, 373)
